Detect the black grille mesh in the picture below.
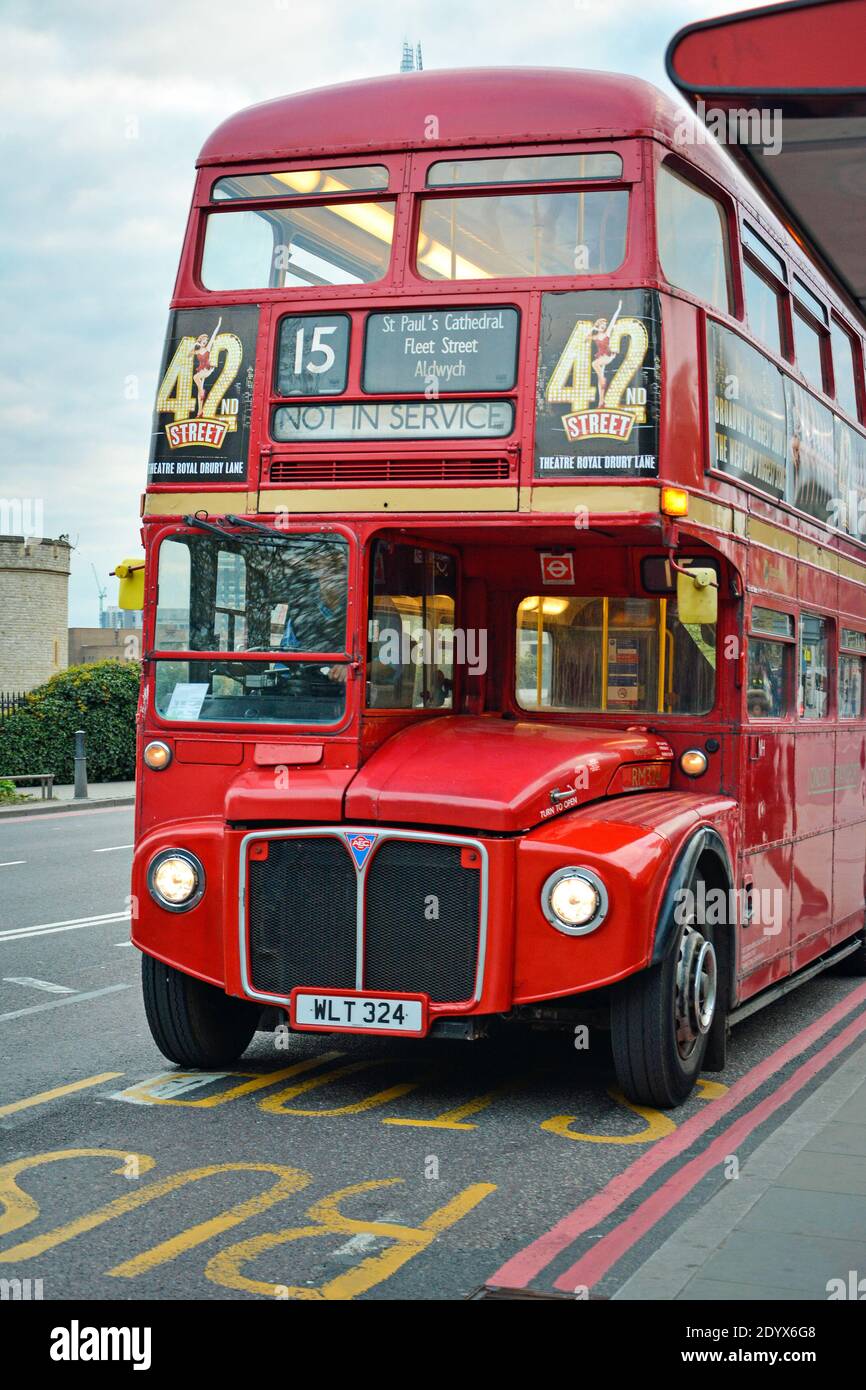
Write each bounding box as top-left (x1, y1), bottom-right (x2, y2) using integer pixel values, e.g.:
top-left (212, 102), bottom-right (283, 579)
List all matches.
top-left (247, 838), bottom-right (356, 995)
top-left (363, 840), bottom-right (480, 1003)
top-left (246, 835), bottom-right (481, 1005)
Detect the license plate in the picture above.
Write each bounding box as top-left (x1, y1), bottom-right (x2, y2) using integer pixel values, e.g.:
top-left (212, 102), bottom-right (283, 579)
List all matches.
top-left (290, 988), bottom-right (427, 1036)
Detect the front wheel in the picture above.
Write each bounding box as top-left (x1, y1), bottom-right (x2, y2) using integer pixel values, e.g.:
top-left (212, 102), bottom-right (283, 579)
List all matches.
top-left (611, 904), bottom-right (718, 1108)
top-left (141, 954), bottom-right (259, 1068)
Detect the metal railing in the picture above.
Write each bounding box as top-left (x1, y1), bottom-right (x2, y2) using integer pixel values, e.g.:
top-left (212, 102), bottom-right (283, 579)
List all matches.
top-left (0, 691), bottom-right (27, 717)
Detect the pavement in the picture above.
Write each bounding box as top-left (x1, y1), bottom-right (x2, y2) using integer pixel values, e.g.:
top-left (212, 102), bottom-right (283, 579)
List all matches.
top-left (616, 1037), bottom-right (866, 1301)
top-left (0, 780), bottom-right (135, 816)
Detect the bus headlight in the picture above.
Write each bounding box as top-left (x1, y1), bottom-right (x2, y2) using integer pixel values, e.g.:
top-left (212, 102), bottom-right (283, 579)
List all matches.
top-left (542, 867), bottom-right (608, 935)
top-left (148, 849), bottom-right (205, 912)
top-left (144, 740), bottom-right (172, 770)
top-left (680, 749), bottom-right (708, 777)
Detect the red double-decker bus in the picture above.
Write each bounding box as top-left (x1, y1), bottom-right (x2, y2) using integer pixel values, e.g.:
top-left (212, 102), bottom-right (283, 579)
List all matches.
top-left (123, 55), bottom-right (866, 1107)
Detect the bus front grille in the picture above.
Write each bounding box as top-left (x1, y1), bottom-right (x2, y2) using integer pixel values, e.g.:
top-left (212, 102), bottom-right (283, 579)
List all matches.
top-left (247, 837), bottom-right (357, 996)
top-left (244, 831), bottom-right (483, 1007)
top-left (364, 839), bottom-right (480, 1002)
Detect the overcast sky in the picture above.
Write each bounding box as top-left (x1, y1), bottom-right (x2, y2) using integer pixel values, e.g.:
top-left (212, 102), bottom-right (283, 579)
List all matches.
top-left (1, 0), bottom-right (772, 626)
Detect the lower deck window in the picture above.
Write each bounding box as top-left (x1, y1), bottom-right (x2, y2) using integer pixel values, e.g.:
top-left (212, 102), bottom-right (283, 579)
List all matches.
top-left (839, 653), bottom-right (865, 719)
top-left (366, 543), bottom-right (456, 709)
top-left (799, 615), bottom-right (830, 719)
top-left (747, 638), bottom-right (788, 718)
top-left (515, 595), bottom-right (716, 715)
top-left (155, 659), bottom-right (346, 725)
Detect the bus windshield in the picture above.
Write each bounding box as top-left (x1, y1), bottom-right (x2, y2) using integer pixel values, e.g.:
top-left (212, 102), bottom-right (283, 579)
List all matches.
top-left (153, 532), bottom-right (350, 726)
top-left (516, 594), bottom-right (716, 715)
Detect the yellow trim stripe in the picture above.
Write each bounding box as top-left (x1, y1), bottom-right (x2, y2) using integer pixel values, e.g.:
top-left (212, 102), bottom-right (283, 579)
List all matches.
top-left (530, 485), bottom-right (660, 515)
top-left (258, 486), bottom-right (518, 513)
top-left (144, 492), bottom-right (258, 516)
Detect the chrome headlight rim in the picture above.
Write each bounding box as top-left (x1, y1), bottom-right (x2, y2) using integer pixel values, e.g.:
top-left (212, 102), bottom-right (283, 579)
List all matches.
top-left (541, 865), bottom-right (608, 936)
top-left (147, 847), bottom-right (205, 913)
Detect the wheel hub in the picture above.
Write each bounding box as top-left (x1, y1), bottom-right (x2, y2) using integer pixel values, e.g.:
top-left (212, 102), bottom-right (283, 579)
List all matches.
top-left (675, 927), bottom-right (718, 1059)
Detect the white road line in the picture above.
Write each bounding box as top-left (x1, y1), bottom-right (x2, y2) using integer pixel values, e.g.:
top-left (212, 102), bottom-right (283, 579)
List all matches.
top-left (0, 982), bottom-right (130, 1023)
top-left (93, 845), bottom-right (134, 854)
top-left (3, 977), bottom-right (76, 995)
top-left (0, 911), bottom-right (130, 943)
top-left (0, 861), bottom-right (26, 867)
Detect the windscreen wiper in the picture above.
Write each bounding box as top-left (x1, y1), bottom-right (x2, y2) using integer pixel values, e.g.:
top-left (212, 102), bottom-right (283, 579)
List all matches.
top-left (182, 512), bottom-right (295, 544)
top-left (224, 514), bottom-right (295, 541)
top-left (181, 513), bottom-right (240, 540)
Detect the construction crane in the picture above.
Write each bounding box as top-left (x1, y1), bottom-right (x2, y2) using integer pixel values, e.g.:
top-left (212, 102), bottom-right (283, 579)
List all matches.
top-left (91, 562), bottom-right (107, 626)
top-left (400, 40), bottom-right (423, 72)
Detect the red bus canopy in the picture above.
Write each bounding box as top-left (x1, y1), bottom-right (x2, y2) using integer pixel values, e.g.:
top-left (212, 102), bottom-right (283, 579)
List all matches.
top-left (667, 0), bottom-right (866, 316)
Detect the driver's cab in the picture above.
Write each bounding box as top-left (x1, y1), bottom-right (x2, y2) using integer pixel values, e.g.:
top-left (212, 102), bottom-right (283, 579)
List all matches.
top-left (150, 521), bottom-right (723, 735)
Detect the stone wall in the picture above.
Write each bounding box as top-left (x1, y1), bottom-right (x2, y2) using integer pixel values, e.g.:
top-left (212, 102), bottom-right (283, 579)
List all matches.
top-left (0, 536), bottom-right (72, 692)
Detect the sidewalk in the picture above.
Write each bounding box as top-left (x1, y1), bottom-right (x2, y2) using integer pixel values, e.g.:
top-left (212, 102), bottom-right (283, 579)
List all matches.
top-left (0, 781), bottom-right (135, 816)
top-left (616, 1038), bottom-right (866, 1301)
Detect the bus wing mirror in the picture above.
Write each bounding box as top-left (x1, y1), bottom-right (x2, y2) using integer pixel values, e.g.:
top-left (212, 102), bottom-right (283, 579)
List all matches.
top-left (112, 557), bottom-right (145, 611)
top-left (676, 566), bottom-right (718, 625)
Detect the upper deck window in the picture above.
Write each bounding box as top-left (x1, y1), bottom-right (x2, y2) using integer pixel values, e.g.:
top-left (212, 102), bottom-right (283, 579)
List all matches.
top-left (830, 317), bottom-right (860, 420)
top-left (426, 152), bottom-right (622, 187)
top-left (793, 277), bottom-right (828, 325)
top-left (416, 189), bottom-right (628, 281)
top-left (793, 309), bottom-right (826, 392)
top-left (201, 201), bottom-right (395, 290)
top-left (744, 260), bottom-right (784, 357)
top-left (212, 166), bottom-right (388, 200)
top-left (656, 164), bottom-right (731, 313)
top-left (742, 223), bottom-right (786, 282)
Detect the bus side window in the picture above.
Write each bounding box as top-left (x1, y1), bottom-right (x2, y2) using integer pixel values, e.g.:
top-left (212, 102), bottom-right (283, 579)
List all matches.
top-left (799, 614), bottom-right (830, 719)
top-left (656, 163), bottom-right (732, 314)
top-left (747, 638), bottom-right (787, 718)
top-left (839, 642), bottom-right (866, 722)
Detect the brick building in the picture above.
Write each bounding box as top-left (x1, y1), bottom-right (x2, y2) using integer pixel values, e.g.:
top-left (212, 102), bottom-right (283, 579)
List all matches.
top-left (68, 627), bottom-right (141, 666)
top-left (0, 535), bottom-right (72, 692)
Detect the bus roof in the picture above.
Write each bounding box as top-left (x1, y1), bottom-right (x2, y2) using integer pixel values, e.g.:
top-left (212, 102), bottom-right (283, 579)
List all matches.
top-left (197, 67), bottom-right (694, 166)
top-left (667, 0), bottom-right (866, 315)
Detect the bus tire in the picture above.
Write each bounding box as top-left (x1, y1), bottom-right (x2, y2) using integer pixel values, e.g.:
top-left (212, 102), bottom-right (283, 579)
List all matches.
top-left (611, 877), bottom-right (718, 1108)
top-left (141, 954), bottom-right (259, 1068)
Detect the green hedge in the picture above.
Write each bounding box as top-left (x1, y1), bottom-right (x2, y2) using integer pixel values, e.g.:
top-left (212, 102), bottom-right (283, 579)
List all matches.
top-left (0, 660), bottom-right (141, 783)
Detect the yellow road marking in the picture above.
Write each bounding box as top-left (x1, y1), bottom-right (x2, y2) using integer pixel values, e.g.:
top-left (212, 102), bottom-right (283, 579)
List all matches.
top-left (108, 1166), bottom-right (311, 1278)
top-left (116, 1054), bottom-right (342, 1108)
top-left (541, 1089), bottom-right (677, 1144)
top-left (0, 1153), bottom-right (306, 1268)
top-left (383, 1076), bottom-right (530, 1130)
top-left (0, 1073), bottom-right (123, 1119)
top-left (0, 1149), bottom-right (156, 1242)
top-left (695, 1079), bottom-right (729, 1100)
top-left (258, 1058), bottom-right (434, 1117)
top-left (205, 1178), bottom-right (497, 1299)
top-left (540, 1079), bottom-right (729, 1144)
